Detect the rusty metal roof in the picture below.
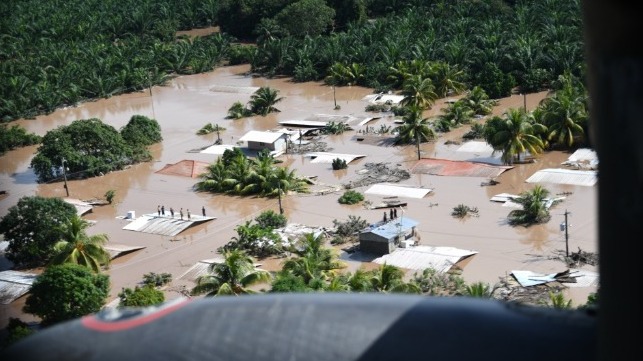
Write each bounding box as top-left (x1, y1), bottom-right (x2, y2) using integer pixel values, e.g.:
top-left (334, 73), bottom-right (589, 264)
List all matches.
top-left (411, 158), bottom-right (512, 177)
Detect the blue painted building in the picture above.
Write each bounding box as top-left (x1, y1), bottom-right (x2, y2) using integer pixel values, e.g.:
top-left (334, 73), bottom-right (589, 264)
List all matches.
top-left (359, 216), bottom-right (419, 255)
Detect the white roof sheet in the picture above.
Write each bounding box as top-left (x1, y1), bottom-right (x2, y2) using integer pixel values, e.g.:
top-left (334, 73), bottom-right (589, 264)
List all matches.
top-left (122, 214), bottom-right (216, 237)
top-left (63, 198), bottom-right (93, 216)
top-left (104, 244), bottom-right (146, 259)
top-left (200, 144), bottom-right (237, 155)
top-left (562, 148), bottom-right (599, 170)
top-left (278, 120), bottom-right (327, 127)
top-left (526, 168), bottom-right (597, 186)
top-left (512, 269), bottom-right (599, 288)
top-left (373, 246), bottom-right (477, 272)
top-left (238, 130), bottom-right (287, 143)
top-left (305, 152), bottom-right (366, 164)
top-left (179, 258), bottom-right (262, 282)
top-left (0, 270), bottom-right (38, 304)
top-left (364, 183), bottom-right (432, 199)
top-left (456, 141), bottom-right (495, 153)
top-left (362, 94), bottom-right (405, 105)
top-left (209, 85), bottom-right (260, 94)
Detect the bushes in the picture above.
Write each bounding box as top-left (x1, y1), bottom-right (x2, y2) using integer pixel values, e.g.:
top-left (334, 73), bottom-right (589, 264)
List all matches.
top-left (332, 158), bottom-right (347, 170)
top-left (338, 190), bottom-right (364, 204)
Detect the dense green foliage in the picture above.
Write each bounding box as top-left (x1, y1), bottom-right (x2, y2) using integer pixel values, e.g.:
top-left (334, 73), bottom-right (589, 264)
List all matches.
top-left (191, 249), bottom-right (271, 296)
top-left (118, 285), bottom-right (165, 308)
top-left (338, 190), bottom-right (364, 205)
top-left (254, 210), bottom-right (288, 229)
top-left (195, 148), bottom-right (308, 196)
top-left (30, 116), bottom-right (161, 182)
top-left (23, 264), bottom-right (110, 326)
top-left (0, 125), bottom-right (41, 155)
top-left (49, 215), bottom-right (111, 273)
top-left (2, 318), bottom-right (35, 348)
top-left (332, 158), bottom-right (348, 170)
top-left (3, 1), bottom-right (585, 126)
top-left (142, 272), bottom-right (173, 287)
top-left (273, 0), bottom-right (335, 38)
top-left (507, 185), bottom-right (552, 226)
top-left (1, 0), bottom-right (233, 122)
top-left (0, 196), bottom-right (77, 268)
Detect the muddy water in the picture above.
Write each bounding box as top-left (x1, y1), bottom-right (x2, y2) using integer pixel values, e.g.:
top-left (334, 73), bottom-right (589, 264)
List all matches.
top-left (0, 65), bottom-right (598, 326)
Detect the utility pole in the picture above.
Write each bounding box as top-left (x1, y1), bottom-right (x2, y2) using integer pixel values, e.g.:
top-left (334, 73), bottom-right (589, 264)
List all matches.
top-left (523, 93), bottom-right (527, 112)
top-left (561, 209), bottom-right (570, 257)
top-left (277, 182), bottom-right (283, 215)
top-left (61, 158), bottom-right (69, 197)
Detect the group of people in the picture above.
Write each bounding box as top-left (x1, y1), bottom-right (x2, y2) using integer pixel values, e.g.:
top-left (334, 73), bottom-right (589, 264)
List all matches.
top-left (157, 205), bottom-right (207, 220)
top-left (382, 208), bottom-right (400, 223)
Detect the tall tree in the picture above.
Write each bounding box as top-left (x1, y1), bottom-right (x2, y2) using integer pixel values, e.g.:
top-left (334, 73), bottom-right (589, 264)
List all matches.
top-left (191, 249), bottom-right (271, 296)
top-left (49, 215), bottom-right (111, 273)
top-left (394, 105), bottom-right (436, 160)
top-left (23, 263), bottom-right (109, 326)
top-left (483, 108), bottom-right (546, 165)
top-left (399, 75), bottom-right (438, 110)
top-left (249, 87), bottom-right (284, 116)
top-left (0, 196), bottom-right (77, 267)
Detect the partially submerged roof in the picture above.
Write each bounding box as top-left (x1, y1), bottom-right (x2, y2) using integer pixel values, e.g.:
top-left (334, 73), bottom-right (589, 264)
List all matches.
top-left (364, 183), bottom-right (432, 199)
top-left (179, 258), bottom-right (262, 283)
top-left (209, 85), bottom-right (260, 94)
top-left (238, 130), bottom-right (287, 143)
top-left (562, 148), bottom-right (599, 170)
top-left (411, 158), bottom-right (512, 177)
top-left (305, 152), bottom-right (366, 164)
top-left (490, 193), bottom-right (565, 209)
top-left (0, 270), bottom-right (37, 304)
top-left (526, 168), bottom-right (597, 186)
top-left (511, 269), bottom-right (599, 288)
top-left (122, 214), bottom-right (216, 237)
top-left (104, 243), bottom-right (146, 259)
top-left (279, 114), bottom-right (376, 128)
top-left (373, 246), bottom-right (478, 273)
top-left (200, 144), bottom-right (237, 155)
top-left (363, 217), bottom-right (419, 239)
top-left (63, 198), bottom-right (93, 216)
top-left (156, 160), bottom-right (211, 178)
top-left (362, 93), bottom-right (405, 105)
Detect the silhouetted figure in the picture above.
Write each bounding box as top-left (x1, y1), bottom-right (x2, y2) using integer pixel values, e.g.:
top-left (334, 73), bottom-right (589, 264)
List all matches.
top-left (170, 207), bottom-right (174, 218)
top-left (161, 205), bottom-right (165, 216)
top-left (180, 208), bottom-right (183, 220)
top-left (187, 209), bottom-right (191, 220)
top-left (202, 206), bottom-right (206, 217)
top-left (383, 212), bottom-right (388, 222)
top-left (158, 205), bottom-right (161, 216)
top-left (390, 209), bottom-right (394, 220)
top-left (394, 208), bottom-right (398, 218)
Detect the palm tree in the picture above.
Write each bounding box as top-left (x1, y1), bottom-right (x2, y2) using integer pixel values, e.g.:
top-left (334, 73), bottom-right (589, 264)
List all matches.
top-left (191, 249), bottom-right (271, 296)
top-left (483, 108), bottom-right (547, 165)
top-left (507, 185), bottom-right (552, 226)
top-left (394, 105), bottom-right (436, 160)
top-left (249, 87), bottom-right (283, 116)
top-left (399, 75), bottom-right (438, 110)
top-left (428, 61), bottom-right (466, 98)
top-left (462, 86), bottom-right (497, 116)
top-left (49, 215), bottom-right (111, 273)
top-left (370, 263), bottom-right (420, 294)
top-left (464, 282), bottom-right (493, 298)
top-left (282, 232), bottom-right (345, 286)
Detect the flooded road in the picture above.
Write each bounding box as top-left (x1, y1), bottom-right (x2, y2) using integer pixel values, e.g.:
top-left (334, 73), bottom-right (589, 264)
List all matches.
top-left (0, 64), bottom-right (598, 325)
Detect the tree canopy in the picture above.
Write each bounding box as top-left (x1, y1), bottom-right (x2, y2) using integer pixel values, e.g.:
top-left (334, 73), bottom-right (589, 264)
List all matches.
top-left (23, 263), bottom-right (110, 326)
top-left (30, 116), bottom-right (161, 182)
top-left (0, 196), bottom-right (77, 268)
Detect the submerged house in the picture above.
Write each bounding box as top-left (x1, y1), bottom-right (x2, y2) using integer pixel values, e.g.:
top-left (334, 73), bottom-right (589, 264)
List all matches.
top-left (359, 216), bottom-right (419, 255)
top-left (238, 130), bottom-right (289, 156)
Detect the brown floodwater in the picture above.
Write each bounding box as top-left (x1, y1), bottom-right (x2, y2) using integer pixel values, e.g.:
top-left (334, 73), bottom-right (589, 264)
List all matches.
top-left (0, 64), bottom-right (598, 326)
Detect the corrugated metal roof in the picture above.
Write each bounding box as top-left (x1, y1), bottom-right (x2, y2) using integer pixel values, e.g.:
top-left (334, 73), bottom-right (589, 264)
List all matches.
top-left (562, 148), bottom-right (599, 170)
top-left (209, 85), bottom-right (260, 94)
top-left (156, 160), bottom-right (211, 178)
top-left (364, 183), bottom-right (432, 199)
top-left (373, 246), bottom-right (477, 273)
top-left (512, 269), bottom-right (599, 288)
top-left (411, 158), bottom-right (512, 177)
top-left (63, 198), bottom-right (93, 216)
top-left (122, 214), bottom-right (216, 237)
top-left (305, 152), bottom-right (366, 164)
top-left (526, 168), bottom-right (597, 186)
top-left (363, 217), bottom-right (419, 239)
top-left (200, 144), bottom-right (237, 155)
top-left (456, 141), bottom-right (495, 153)
top-left (362, 94), bottom-right (404, 105)
top-left (179, 258), bottom-right (263, 283)
top-left (104, 244), bottom-right (146, 259)
top-left (239, 130), bottom-right (286, 143)
top-left (0, 270), bottom-right (37, 304)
